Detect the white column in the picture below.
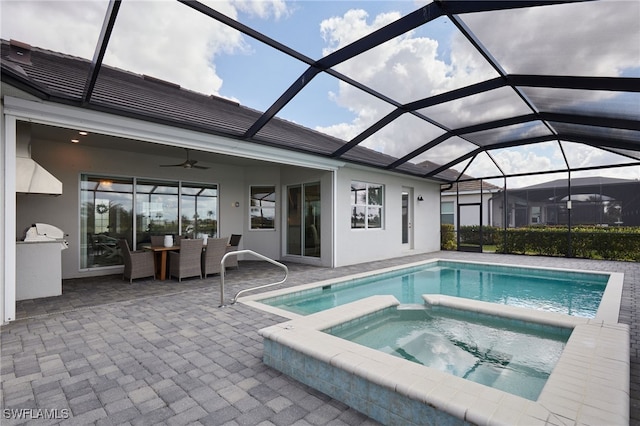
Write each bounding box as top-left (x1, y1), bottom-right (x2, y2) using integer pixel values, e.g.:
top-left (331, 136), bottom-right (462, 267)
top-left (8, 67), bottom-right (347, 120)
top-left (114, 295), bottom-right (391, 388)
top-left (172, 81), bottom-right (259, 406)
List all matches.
top-left (2, 114), bottom-right (17, 323)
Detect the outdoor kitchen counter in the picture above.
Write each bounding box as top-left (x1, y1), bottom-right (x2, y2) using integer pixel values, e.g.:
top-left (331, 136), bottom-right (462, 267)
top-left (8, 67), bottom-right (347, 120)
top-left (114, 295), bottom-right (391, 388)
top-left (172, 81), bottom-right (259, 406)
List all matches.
top-left (16, 240), bottom-right (63, 300)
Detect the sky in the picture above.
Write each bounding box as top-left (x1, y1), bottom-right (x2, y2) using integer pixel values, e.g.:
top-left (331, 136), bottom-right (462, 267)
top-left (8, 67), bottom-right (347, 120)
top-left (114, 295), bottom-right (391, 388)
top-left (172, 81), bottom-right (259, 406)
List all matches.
top-left (1, 0), bottom-right (639, 188)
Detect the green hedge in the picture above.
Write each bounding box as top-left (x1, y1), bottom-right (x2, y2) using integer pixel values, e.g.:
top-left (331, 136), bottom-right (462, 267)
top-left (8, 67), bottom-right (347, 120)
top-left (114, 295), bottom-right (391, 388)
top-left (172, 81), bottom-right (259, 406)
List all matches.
top-left (442, 224), bottom-right (640, 261)
top-left (495, 226), bottom-right (640, 261)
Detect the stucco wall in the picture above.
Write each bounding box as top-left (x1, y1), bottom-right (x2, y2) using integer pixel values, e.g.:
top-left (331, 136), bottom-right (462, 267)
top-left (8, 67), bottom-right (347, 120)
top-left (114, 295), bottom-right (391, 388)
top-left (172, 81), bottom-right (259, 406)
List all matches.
top-left (334, 167), bottom-right (440, 267)
top-left (15, 137), bottom-right (281, 279)
top-left (242, 165), bottom-right (281, 260)
top-left (12, 129), bottom-right (442, 279)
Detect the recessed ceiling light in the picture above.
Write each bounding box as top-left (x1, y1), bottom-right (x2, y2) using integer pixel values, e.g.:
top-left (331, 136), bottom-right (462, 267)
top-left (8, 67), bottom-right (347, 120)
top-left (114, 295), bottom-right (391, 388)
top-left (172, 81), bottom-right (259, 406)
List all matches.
top-left (78, 131), bottom-right (88, 136)
top-left (71, 139), bottom-right (80, 143)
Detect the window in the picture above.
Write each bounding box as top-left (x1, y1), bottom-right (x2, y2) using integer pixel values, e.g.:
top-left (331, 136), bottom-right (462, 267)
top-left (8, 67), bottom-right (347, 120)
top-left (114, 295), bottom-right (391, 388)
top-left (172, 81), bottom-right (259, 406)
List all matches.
top-left (351, 182), bottom-right (383, 229)
top-left (531, 206), bottom-right (541, 224)
top-left (250, 185), bottom-right (276, 230)
top-left (441, 201), bottom-right (454, 225)
top-left (80, 174), bottom-right (217, 269)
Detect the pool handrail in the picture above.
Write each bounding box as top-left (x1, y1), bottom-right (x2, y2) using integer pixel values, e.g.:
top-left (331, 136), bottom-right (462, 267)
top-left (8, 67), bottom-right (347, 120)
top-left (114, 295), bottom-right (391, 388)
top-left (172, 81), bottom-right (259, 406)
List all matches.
top-left (219, 249), bottom-right (288, 307)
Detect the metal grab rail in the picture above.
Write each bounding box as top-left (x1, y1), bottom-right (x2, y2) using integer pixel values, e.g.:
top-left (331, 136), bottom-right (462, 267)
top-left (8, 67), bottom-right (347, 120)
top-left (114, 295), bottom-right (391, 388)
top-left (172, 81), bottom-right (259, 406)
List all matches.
top-left (219, 249), bottom-right (288, 307)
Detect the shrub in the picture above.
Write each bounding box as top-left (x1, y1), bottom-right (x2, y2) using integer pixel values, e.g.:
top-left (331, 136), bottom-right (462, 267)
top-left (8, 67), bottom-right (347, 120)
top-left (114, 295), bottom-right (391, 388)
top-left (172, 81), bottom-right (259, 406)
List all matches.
top-left (494, 225), bottom-right (640, 261)
top-left (440, 224), bottom-right (456, 250)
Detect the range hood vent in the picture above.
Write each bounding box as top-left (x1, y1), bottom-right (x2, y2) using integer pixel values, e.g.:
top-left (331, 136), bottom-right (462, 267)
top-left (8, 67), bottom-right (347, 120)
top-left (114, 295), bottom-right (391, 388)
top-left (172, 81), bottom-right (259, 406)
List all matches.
top-left (16, 122), bottom-right (62, 195)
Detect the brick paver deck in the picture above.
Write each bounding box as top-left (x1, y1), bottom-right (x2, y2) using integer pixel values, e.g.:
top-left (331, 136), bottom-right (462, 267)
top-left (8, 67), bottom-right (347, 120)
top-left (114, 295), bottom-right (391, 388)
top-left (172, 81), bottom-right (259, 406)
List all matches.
top-left (2, 251), bottom-right (638, 425)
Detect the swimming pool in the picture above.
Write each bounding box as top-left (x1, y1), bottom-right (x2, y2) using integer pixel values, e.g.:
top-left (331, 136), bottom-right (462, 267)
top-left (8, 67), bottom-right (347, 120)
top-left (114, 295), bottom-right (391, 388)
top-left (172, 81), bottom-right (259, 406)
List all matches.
top-left (255, 259), bottom-right (628, 425)
top-left (325, 306), bottom-right (570, 401)
top-left (254, 260), bottom-right (611, 318)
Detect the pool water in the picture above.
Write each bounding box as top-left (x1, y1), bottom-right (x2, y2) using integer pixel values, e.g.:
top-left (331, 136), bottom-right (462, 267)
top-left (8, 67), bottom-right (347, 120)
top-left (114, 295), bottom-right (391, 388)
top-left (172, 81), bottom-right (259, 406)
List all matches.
top-left (326, 307), bottom-right (570, 401)
top-left (261, 261), bottom-right (608, 317)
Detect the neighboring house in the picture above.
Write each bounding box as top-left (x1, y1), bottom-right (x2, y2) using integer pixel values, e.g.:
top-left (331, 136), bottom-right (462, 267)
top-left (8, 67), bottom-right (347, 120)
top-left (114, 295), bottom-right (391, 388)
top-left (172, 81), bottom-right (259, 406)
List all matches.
top-left (0, 40), bottom-right (443, 322)
top-left (490, 177), bottom-right (640, 228)
top-left (440, 178), bottom-right (501, 228)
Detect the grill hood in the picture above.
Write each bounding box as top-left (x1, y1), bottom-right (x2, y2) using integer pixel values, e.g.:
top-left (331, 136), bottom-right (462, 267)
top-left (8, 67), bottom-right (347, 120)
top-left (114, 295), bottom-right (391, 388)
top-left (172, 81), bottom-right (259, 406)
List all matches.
top-left (16, 122), bottom-right (62, 195)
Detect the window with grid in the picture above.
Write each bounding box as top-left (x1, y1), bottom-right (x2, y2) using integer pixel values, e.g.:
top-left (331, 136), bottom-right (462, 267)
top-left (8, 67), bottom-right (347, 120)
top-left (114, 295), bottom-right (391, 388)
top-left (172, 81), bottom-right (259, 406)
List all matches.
top-left (351, 181), bottom-right (383, 229)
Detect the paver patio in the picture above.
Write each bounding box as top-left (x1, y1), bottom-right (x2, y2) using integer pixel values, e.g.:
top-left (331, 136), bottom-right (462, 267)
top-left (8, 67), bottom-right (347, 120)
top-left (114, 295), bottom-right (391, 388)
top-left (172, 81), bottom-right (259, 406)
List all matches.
top-left (2, 251), bottom-right (638, 425)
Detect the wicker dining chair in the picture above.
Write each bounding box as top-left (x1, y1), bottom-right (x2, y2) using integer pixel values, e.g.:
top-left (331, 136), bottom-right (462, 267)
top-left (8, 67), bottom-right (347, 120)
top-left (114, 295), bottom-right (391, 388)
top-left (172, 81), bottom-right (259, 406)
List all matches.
top-left (201, 238), bottom-right (229, 278)
top-left (119, 239), bottom-right (156, 283)
top-left (225, 234), bottom-right (242, 269)
top-left (169, 239), bottom-right (203, 282)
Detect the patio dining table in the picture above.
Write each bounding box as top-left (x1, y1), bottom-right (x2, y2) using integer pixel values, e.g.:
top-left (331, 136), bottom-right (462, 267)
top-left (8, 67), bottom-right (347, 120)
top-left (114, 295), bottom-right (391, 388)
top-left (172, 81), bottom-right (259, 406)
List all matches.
top-left (141, 245), bottom-right (180, 280)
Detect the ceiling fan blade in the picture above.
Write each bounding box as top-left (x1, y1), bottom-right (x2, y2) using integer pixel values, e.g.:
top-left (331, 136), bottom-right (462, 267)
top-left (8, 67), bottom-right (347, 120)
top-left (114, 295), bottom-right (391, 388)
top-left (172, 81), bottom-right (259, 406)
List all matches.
top-left (159, 148), bottom-right (208, 169)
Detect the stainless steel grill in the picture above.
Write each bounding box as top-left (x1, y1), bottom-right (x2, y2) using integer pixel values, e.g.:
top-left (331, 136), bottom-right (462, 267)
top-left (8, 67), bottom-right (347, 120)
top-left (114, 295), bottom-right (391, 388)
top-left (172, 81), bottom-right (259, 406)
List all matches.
top-left (23, 223), bottom-right (68, 249)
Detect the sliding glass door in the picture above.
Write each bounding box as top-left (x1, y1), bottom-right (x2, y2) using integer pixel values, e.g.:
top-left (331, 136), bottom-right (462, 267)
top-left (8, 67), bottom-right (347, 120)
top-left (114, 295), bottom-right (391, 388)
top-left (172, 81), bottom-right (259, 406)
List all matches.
top-left (136, 180), bottom-right (179, 245)
top-left (80, 176), bottom-right (133, 268)
top-left (80, 174), bottom-right (218, 270)
top-left (181, 183), bottom-right (218, 238)
top-left (287, 182), bottom-right (321, 258)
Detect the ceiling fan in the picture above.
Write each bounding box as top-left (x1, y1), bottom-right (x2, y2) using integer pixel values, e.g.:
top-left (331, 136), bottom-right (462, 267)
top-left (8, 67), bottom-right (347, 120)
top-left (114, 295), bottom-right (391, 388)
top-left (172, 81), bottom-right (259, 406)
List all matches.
top-left (160, 148), bottom-right (209, 169)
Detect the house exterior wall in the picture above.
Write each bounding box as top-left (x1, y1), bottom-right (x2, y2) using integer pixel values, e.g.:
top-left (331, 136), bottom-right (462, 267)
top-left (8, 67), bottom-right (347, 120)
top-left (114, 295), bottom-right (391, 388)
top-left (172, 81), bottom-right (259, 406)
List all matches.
top-left (334, 167), bottom-right (441, 267)
top-left (441, 192), bottom-right (496, 227)
top-left (16, 137), bottom-right (270, 279)
top-left (1, 93), bottom-right (442, 322)
top-left (242, 165), bottom-right (282, 261)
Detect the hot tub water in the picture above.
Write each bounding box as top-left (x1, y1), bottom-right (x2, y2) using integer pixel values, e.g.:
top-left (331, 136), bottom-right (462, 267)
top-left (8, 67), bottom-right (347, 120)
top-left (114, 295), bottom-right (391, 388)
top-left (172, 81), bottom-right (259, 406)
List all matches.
top-left (326, 307), bottom-right (569, 400)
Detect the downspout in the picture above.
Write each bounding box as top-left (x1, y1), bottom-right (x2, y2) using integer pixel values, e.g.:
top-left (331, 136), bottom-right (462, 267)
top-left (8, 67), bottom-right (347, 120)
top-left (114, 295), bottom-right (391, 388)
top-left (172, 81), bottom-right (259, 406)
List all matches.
top-left (440, 183), bottom-right (453, 193)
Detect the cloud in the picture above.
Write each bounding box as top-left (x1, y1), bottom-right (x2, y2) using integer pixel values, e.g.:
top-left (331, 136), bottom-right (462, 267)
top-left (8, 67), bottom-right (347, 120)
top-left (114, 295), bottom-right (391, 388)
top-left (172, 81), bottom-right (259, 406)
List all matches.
top-left (2, 1), bottom-right (637, 186)
top-left (461, 1), bottom-right (640, 77)
top-left (315, 7), bottom-right (496, 156)
top-left (314, 2), bottom-right (639, 183)
top-left (232, 0), bottom-right (289, 20)
top-left (0, 1), bottom-right (107, 59)
top-left (0, 0), bottom-right (290, 96)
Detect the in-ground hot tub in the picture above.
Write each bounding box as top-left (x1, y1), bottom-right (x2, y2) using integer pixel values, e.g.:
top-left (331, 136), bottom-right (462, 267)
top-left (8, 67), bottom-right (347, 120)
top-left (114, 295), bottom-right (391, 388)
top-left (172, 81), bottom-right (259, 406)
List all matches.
top-left (259, 295), bottom-right (629, 425)
top-left (325, 304), bottom-right (571, 401)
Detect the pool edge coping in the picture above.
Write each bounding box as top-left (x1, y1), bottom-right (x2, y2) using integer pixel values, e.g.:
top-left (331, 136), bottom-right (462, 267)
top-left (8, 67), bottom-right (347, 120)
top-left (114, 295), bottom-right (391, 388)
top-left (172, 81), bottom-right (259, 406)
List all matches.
top-left (241, 258), bottom-right (623, 323)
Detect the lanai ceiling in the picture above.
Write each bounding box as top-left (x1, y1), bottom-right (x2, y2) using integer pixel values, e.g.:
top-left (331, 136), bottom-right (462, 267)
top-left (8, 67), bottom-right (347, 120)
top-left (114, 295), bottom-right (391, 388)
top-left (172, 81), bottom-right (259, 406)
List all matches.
top-left (3, 0), bottom-right (639, 183)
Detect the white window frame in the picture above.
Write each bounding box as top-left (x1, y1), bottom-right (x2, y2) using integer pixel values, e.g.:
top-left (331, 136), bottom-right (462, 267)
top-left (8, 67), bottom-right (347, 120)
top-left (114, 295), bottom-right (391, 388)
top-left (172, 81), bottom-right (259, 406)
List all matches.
top-left (441, 201), bottom-right (455, 225)
top-left (350, 181), bottom-right (384, 230)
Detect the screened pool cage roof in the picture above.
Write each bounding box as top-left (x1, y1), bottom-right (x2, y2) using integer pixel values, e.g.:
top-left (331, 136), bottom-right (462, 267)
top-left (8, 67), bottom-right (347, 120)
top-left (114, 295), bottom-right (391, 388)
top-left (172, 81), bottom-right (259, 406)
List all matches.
top-left (2, 0), bottom-right (639, 184)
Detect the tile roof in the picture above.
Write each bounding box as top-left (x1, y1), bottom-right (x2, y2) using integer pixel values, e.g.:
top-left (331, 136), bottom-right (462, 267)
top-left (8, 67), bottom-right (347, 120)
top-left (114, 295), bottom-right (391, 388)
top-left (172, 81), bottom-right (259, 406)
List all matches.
top-left (440, 179), bottom-right (501, 194)
top-left (1, 40), bottom-right (441, 181)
